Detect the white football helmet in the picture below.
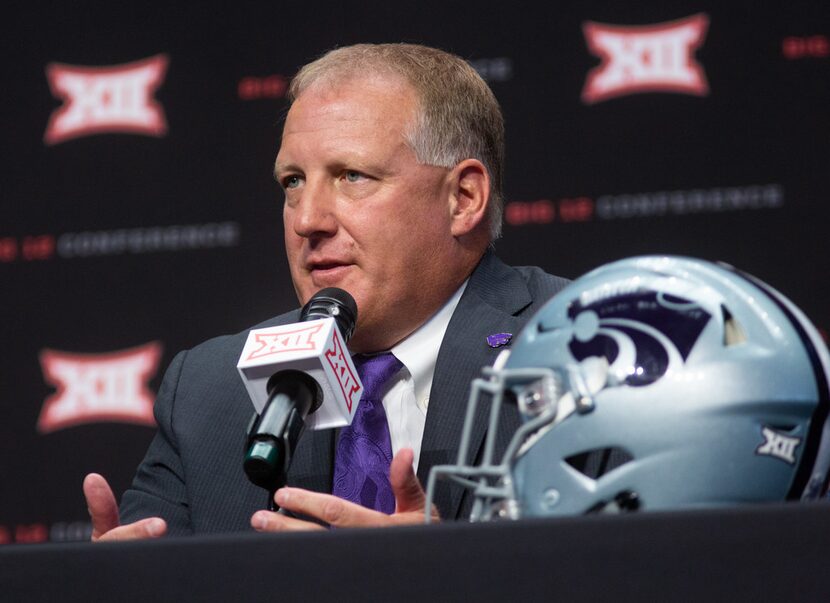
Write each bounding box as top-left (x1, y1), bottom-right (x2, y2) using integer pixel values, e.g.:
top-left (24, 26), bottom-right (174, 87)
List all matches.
top-left (426, 256), bottom-right (830, 521)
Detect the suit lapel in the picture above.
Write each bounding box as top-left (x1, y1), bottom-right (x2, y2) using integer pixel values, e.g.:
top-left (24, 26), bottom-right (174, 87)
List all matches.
top-left (417, 251), bottom-right (532, 519)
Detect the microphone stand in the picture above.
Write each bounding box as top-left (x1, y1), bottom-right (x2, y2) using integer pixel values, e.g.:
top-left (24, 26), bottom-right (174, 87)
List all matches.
top-left (244, 371), bottom-right (318, 510)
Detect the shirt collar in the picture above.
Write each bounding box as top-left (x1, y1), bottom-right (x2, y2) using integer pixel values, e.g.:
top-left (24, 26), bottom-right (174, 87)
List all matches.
top-left (392, 279), bottom-right (468, 407)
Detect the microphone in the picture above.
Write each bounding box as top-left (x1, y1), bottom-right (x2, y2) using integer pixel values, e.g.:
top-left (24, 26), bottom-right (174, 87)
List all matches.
top-left (237, 287), bottom-right (362, 502)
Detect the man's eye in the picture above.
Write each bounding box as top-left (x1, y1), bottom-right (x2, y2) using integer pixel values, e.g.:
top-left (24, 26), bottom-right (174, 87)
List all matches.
top-left (344, 170), bottom-right (364, 183)
top-left (284, 175), bottom-right (301, 189)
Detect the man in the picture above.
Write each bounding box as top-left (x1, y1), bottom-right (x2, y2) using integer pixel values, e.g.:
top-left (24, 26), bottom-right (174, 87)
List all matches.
top-left (83, 43), bottom-right (568, 540)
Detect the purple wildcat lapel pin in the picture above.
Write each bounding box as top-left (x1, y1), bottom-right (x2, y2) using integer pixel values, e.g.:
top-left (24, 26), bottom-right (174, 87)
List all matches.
top-left (486, 333), bottom-right (512, 348)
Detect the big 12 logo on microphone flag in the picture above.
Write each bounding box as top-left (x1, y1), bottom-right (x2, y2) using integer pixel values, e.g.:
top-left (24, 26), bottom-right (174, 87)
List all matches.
top-left (44, 54), bottom-right (169, 145)
top-left (582, 13), bottom-right (709, 104)
top-left (38, 342), bottom-right (162, 433)
top-left (237, 318), bottom-right (363, 430)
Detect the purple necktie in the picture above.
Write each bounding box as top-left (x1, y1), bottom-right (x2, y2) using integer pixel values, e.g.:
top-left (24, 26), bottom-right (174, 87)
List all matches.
top-left (332, 352), bottom-right (403, 513)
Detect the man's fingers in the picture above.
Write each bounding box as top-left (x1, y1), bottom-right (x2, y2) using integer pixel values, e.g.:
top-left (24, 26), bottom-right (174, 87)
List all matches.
top-left (96, 518), bottom-right (167, 542)
top-left (251, 510), bottom-right (326, 532)
top-left (83, 473), bottom-right (121, 540)
top-left (84, 473), bottom-right (166, 541)
top-left (389, 448), bottom-right (427, 513)
top-left (274, 488), bottom-right (389, 528)
top-left (257, 450), bottom-right (440, 531)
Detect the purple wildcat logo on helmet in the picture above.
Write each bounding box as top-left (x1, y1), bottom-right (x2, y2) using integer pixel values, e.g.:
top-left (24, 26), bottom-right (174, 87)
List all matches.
top-left (562, 290), bottom-right (712, 387)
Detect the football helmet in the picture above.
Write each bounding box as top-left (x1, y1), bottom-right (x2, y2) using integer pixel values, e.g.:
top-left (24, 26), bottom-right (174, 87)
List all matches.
top-left (426, 256), bottom-right (830, 521)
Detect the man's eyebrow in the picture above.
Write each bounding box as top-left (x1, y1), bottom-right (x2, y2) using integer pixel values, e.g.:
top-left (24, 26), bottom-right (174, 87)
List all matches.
top-left (273, 161), bottom-right (298, 180)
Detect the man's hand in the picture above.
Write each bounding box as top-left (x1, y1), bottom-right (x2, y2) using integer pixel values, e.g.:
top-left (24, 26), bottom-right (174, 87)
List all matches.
top-left (250, 448), bottom-right (440, 531)
top-left (83, 473), bottom-right (167, 542)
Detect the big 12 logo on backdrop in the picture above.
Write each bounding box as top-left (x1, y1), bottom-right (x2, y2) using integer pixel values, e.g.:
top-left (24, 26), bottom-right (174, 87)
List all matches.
top-left (37, 342), bottom-right (162, 432)
top-left (582, 13), bottom-right (709, 104)
top-left (44, 54), bottom-right (168, 145)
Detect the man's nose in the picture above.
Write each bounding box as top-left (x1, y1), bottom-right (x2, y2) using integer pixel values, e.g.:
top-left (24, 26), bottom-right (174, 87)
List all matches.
top-left (291, 180), bottom-right (338, 238)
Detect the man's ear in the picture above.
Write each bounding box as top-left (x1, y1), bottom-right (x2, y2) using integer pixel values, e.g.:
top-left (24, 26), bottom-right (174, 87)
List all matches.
top-left (448, 158), bottom-right (490, 238)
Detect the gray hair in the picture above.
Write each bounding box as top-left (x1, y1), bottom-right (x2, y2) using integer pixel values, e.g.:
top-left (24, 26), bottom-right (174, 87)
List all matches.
top-left (289, 43), bottom-right (505, 241)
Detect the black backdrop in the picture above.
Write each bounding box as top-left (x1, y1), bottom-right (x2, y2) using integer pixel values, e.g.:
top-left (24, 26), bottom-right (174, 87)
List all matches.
top-left (2, 1), bottom-right (829, 543)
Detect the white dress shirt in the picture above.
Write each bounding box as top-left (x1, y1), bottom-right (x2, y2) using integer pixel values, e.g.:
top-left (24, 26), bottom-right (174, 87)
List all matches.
top-left (368, 281), bottom-right (468, 473)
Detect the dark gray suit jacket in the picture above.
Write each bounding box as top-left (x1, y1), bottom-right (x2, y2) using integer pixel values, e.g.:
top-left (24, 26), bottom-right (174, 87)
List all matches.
top-left (120, 252), bottom-right (568, 534)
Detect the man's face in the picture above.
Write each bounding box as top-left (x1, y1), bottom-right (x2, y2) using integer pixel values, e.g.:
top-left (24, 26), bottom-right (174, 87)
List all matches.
top-left (275, 75), bottom-right (463, 352)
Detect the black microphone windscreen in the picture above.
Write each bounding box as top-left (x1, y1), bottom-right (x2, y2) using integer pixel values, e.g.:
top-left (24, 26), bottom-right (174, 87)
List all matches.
top-left (300, 287), bottom-right (358, 342)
